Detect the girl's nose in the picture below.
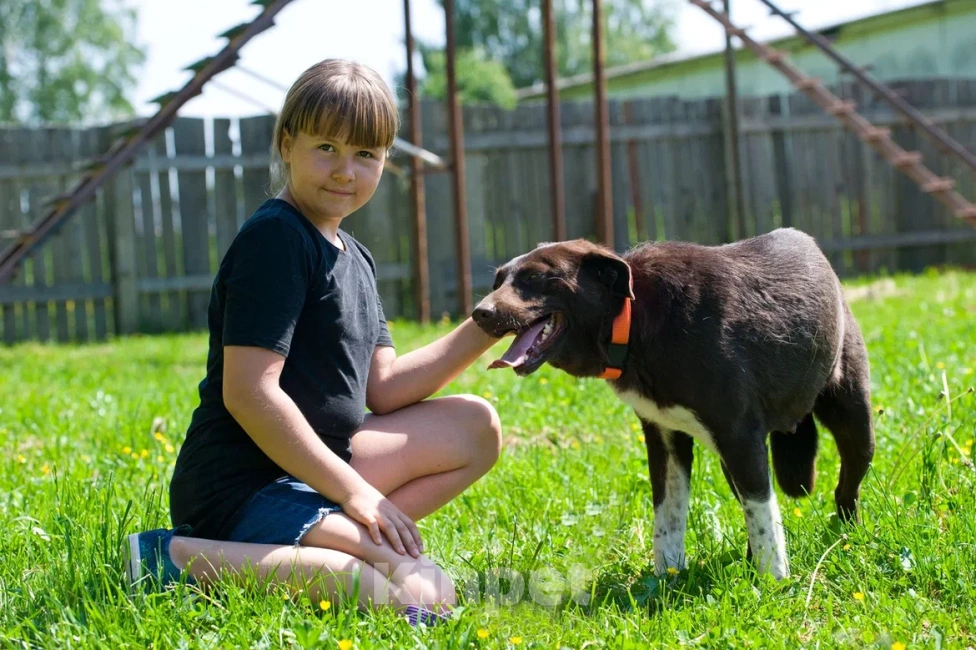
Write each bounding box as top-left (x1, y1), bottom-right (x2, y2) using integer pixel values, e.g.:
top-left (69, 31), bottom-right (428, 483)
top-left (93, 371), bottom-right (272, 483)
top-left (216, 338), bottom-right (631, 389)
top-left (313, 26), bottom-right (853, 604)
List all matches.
top-left (332, 158), bottom-right (355, 182)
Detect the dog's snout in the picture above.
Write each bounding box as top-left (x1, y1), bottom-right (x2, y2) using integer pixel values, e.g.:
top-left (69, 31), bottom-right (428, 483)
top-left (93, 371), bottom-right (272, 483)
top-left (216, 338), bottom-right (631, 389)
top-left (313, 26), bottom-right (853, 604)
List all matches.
top-left (472, 301), bottom-right (496, 326)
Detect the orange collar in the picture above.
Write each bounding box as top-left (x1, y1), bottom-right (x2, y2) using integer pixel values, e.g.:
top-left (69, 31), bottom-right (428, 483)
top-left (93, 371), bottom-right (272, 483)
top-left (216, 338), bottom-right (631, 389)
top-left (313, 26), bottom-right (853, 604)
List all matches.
top-left (597, 280), bottom-right (634, 381)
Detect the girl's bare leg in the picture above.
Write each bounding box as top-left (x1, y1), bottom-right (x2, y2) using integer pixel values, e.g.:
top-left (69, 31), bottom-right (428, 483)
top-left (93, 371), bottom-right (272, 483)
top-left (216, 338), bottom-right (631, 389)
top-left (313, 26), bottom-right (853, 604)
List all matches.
top-left (167, 536), bottom-right (426, 613)
top-left (349, 395), bottom-right (502, 521)
top-left (161, 395), bottom-right (499, 613)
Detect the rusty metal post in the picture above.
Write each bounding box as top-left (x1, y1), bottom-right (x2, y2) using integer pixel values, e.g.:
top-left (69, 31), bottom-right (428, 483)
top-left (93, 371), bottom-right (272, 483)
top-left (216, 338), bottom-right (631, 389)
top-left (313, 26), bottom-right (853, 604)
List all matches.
top-left (722, 0), bottom-right (747, 240)
top-left (592, 0), bottom-right (614, 247)
top-left (542, 0), bottom-right (567, 241)
top-left (444, 0), bottom-right (472, 316)
top-left (403, 0), bottom-right (430, 323)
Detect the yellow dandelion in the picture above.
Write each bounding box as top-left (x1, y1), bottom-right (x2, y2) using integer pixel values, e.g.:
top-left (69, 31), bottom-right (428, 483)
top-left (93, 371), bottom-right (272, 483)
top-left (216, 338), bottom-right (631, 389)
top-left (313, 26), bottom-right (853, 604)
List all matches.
top-left (637, 435), bottom-right (645, 443)
top-left (843, 544), bottom-right (852, 551)
top-left (666, 567), bottom-right (680, 576)
top-left (17, 455), bottom-right (26, 463)
top-left (936, 362), bottom-right (946, 370)
top-left (482, 391), bottom-right (493, 399)
top-left (156, 455), bottom-right (164, 463)
top-left (122, 446), bottom-right (132, 455)
top-left (154, 432), bottom-right (166, 442)
top-left (477, 629), bottom-right (489, 639)
top-left (853, 592), bottom-right (865, 601)
top-left (891, 643), bottom-right (906, 650)
top-left (337, 641), bottom-right (353, 650)
top-left (140, 449), bottom-right (149, 459)
top-left (539, 377), bottom-right (548, 384)
top-left (571, 440), bottom-right (580, 450)
top-left (793, 508), bottom-right (802, 517)
top-left (509, 637), bottom-right (522, 646)
top-left (130, 452), bottom-right (139, 460)
top-left (319, 600), bottom-right (331, 611)
top-left (165, 444), bottom-right (175, 453)
top-left (965, 439), bottom-right (973, 447)
top-left (41, 463), bottom-right (51, 475)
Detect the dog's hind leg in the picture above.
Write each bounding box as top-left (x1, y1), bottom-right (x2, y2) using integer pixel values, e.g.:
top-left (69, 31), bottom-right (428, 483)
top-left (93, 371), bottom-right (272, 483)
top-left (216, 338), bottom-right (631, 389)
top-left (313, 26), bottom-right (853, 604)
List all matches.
top-left (770, 413), bottom-right (819, 498)
top-left (814, 317), bottom-right (874, 523)
top-left (642, 422), bottom-right (693, 575)
top-left (718, 430), bottom-right (789, 579)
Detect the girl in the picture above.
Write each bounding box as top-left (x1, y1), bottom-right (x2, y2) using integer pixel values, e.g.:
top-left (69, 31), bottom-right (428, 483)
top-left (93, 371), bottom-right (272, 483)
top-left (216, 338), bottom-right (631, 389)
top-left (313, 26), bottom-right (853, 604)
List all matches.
top-left (125, 59), bottom-right (502, 624)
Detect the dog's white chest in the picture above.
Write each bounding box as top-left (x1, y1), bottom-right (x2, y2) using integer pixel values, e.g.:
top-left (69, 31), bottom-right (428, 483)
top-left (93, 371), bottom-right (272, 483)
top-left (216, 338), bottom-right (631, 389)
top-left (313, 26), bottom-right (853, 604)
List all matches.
top-left (613, 389), bottom-right (719, 455)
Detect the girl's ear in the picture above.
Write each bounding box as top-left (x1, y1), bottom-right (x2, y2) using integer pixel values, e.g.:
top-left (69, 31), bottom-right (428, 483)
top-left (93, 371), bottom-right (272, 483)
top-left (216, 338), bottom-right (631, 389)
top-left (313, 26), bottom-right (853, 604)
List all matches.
top-left (280, 130), bottom-right (294, 164)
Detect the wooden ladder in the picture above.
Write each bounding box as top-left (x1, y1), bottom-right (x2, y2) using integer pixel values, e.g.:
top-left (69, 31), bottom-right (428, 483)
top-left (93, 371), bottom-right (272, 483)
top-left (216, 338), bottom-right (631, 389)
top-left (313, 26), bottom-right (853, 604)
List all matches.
top-left (689, 0), bottom-right (976, 227)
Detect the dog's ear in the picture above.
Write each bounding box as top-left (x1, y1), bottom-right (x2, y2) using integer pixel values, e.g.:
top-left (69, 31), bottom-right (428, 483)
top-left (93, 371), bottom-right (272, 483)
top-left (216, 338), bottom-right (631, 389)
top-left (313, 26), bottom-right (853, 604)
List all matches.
top-left (582, 251), bottom-right (635, 299)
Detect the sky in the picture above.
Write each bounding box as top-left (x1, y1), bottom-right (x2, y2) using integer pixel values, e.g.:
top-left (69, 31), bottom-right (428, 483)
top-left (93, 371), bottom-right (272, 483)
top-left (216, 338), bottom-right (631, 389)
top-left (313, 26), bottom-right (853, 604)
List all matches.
top-left (132, 0), bottom-right (927, 119)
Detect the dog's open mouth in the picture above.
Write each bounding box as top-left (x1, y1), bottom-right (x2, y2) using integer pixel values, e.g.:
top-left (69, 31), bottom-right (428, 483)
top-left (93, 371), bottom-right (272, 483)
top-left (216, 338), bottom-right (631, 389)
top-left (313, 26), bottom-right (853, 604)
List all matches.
top-left (488, 313), bottom-right (565, 375)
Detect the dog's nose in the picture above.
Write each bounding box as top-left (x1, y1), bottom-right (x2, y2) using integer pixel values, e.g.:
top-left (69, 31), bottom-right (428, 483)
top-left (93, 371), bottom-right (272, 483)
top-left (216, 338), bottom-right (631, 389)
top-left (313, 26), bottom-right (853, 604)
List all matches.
top-left (472, 301), bottom-right (496, 326)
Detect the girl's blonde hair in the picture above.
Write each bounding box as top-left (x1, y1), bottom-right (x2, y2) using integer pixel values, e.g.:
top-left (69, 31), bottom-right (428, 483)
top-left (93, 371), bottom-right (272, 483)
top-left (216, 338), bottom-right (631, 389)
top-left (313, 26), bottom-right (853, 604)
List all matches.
top-left (270, 59), bottom-right (400, 193)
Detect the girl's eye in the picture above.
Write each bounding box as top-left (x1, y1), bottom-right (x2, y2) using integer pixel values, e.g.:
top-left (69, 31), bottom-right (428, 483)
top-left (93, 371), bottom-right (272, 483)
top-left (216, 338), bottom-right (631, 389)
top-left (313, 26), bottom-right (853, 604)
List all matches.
top-left (358, 151), bottom-right (374, 158)
top-left (319, 144), bottom-right (335, 152)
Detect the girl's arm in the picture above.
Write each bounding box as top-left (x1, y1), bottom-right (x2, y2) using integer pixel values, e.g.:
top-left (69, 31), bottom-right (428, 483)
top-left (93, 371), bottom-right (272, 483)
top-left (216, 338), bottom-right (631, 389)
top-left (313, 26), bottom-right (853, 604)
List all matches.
top-left (366, 318), bottom-right (500, 414)
top-left (224, 345), bottom-right (422, 557)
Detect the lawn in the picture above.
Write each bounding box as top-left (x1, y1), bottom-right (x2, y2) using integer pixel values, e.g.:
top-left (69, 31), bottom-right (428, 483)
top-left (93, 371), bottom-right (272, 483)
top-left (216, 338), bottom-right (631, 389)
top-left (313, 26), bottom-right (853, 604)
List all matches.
top-left (1, 269), bottom-right (974, 649)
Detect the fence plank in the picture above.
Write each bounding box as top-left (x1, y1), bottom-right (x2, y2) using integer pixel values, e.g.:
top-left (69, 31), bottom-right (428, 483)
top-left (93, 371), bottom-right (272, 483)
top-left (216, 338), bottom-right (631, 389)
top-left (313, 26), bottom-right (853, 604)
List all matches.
top-left (136, 136), bottom-right (164, 332)
top-left (213, 118), bottom-right (240, 264)
top-left (86, 127), bottom-right (112, 340)
top-left (173, 117), bottom-right (212, 330)
top-left (23, 128), bottom-right (56, 341)
top-left (0, 128), bottom-right (25, 344)
top-left (109, 163), bottom-right (139, 335)
top-left (153, 129), bottom-right (185, 332)
top-left (239, 115), bottom-right (275, 221)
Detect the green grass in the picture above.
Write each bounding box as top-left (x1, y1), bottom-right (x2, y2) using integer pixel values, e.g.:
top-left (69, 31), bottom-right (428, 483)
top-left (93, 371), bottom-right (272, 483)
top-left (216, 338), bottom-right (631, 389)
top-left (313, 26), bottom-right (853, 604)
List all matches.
top-left (1, 269), bottom-right (975, 649)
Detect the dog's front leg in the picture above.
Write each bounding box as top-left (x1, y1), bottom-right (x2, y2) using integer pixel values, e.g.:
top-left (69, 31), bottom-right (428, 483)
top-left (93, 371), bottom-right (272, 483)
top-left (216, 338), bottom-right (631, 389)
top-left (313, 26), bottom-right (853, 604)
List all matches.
top-left (719, 434), bottom-right (789, 579)
top-left (643, 422), bottom-right (694, 575)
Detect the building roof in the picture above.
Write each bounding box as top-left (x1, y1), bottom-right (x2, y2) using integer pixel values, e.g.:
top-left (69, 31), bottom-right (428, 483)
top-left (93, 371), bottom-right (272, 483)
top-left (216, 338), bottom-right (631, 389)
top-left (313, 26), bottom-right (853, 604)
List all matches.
top-left (516, 0), bottom-right (953, 100)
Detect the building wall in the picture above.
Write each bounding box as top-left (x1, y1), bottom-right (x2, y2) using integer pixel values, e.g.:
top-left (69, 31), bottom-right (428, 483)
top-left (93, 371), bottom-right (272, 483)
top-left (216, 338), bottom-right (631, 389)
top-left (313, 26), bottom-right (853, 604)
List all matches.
top-left (555, 0), bottom-right (976, 101)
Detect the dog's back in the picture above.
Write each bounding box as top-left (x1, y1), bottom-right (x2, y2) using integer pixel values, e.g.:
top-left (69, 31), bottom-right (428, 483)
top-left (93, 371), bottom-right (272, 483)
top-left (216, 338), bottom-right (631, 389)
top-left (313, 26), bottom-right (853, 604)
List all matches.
top-left (623, 227), bottom-right (845, 432)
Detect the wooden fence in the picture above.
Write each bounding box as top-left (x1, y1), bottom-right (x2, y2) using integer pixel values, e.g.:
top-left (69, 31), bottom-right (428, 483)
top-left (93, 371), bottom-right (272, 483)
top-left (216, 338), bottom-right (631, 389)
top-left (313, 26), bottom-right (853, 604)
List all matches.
top-left (1, 78), bottom-right (975, 345)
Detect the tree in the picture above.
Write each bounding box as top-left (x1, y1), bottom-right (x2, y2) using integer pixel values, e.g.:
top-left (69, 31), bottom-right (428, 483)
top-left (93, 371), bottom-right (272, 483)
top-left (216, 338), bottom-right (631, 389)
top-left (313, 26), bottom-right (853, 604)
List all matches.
top-left (411, 0), bottom-right (676, 105)
top-left (411, 45), bottom-right (518, 108)
top-left (0, 0), bottom-right (145, 125)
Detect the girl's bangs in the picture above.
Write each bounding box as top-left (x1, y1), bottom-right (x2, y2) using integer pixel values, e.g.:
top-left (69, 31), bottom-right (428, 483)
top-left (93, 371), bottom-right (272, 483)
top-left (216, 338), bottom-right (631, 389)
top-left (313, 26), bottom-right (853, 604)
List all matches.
top-left (294, 89), bottom-right (397, 149)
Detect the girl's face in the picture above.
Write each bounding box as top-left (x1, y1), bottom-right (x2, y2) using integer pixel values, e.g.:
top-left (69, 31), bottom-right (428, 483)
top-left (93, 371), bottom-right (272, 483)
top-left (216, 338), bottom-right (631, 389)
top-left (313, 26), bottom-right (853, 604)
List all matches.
top-left (279, 129), bottom-right (387, 223)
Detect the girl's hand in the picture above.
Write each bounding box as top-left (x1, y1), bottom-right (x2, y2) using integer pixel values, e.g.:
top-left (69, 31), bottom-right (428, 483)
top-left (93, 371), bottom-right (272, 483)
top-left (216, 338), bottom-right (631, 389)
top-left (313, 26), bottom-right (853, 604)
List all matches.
top-left (340, 484), bottom-right (423, 557)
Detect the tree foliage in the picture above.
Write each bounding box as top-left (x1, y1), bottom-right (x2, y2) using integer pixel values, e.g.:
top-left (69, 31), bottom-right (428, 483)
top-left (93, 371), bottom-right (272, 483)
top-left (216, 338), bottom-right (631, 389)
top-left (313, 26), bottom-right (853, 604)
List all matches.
top-left (410, 0), bottom-right (675, 106)
top-left (0, 0), bottom-right (146, 125)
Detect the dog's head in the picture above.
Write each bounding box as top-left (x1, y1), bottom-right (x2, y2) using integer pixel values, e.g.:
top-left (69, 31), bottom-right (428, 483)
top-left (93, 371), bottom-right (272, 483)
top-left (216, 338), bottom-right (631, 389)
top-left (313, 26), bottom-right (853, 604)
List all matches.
top-left (472, 239), bottom-right (634, 377)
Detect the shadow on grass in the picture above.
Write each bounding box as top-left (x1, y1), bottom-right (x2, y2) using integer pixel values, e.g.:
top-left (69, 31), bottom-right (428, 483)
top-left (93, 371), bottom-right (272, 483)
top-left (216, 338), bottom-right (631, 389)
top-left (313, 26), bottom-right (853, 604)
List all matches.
top-left (458, 551), bottom-right (746, 616)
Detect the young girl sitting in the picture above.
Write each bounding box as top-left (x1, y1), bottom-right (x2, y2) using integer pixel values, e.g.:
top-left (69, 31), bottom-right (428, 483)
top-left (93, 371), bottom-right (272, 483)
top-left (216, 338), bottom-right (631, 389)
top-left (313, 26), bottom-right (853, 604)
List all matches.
top-left (125, 59), bottom-right (502, 625)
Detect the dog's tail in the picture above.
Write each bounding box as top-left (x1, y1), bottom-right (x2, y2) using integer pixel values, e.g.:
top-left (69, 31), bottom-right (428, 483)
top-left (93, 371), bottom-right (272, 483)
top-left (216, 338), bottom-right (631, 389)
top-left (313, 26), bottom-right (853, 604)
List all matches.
top-left (770, 413), bottom-right (819, 498)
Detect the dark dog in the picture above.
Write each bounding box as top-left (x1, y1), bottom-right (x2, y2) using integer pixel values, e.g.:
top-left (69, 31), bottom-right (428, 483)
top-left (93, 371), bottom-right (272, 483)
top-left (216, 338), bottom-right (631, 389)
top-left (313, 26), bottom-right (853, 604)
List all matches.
top-left (472, 228), bottom-right (874, 579)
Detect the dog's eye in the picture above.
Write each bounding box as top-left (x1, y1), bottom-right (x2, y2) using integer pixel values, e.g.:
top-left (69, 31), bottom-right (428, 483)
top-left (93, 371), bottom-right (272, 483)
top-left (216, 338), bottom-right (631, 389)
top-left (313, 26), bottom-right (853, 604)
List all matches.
top-left (525, 273), bottom-right (545, 285)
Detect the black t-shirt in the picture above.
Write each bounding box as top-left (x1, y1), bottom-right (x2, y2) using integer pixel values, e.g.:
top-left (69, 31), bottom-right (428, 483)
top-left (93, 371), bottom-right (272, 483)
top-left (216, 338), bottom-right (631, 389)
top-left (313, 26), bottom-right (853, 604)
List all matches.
top-left (169, 198), bottom-right (394, 540)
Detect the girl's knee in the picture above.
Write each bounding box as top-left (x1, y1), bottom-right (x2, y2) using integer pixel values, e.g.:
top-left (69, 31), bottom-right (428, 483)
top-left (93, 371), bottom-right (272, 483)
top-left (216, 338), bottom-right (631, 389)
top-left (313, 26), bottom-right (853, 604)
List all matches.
top-left (399, 563), bottom-right (457, 610)
top-left (448, 394), bottom-right (502, 465)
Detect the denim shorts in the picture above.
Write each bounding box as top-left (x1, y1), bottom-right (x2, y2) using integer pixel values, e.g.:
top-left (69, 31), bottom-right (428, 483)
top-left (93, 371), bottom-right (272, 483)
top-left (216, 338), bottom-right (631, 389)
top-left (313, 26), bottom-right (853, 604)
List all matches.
top-left (225, 476), bottom-right (342, 546)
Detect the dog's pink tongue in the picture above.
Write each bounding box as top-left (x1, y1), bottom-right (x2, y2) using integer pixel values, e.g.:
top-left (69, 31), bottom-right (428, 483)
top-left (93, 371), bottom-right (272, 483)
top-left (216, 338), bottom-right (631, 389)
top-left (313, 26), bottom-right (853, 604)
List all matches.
top-left (488, 320), bottom-right (547, 370)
